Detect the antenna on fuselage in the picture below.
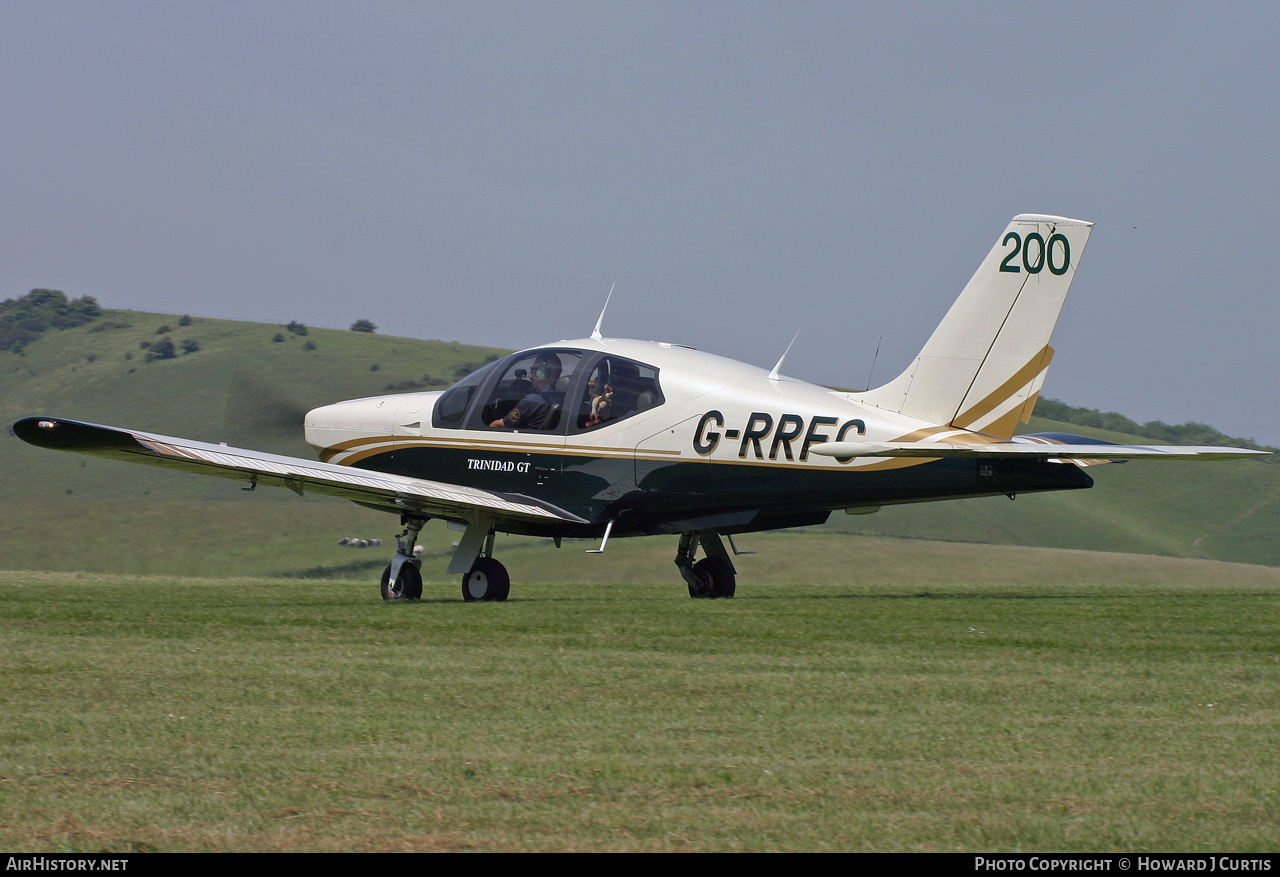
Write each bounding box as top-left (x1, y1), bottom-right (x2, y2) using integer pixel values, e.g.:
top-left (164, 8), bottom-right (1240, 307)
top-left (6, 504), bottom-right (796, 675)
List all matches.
top-left (768, 331), bottom-right (800, 382)
top-left (590, 282), bottom-right (615, 341)
top-left (864, 336), bottom-right (882, 391)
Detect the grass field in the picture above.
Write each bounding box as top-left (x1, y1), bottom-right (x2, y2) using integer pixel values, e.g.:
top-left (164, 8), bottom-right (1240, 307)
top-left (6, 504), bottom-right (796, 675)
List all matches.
top-left (3, 535), bottom-right (1278, 852)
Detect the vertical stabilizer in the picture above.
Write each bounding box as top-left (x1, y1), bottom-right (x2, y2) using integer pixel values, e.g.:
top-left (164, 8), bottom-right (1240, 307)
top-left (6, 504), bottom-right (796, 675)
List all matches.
top-left (858, 214), bottom-right (1092, 438)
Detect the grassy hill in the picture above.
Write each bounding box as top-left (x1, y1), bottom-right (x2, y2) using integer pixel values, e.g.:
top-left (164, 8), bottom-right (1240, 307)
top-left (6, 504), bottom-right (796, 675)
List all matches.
top-left (0, 307), bottom-right (506, 471)
top-left (0, 305), bottom-right (507, 577)
top-left (2, 296), bottom-right (1276, 576)
top-left (820, 416), bottom-right (1280, 566)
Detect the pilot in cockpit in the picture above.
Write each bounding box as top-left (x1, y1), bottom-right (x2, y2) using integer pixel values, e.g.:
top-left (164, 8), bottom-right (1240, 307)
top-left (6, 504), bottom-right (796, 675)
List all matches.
top-left (489, 354), bottom-right (563, 429)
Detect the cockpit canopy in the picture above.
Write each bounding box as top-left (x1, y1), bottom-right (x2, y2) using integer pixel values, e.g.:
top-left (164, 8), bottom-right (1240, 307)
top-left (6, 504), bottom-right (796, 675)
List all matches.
top-left (431, 348), bottom-right (664, 433)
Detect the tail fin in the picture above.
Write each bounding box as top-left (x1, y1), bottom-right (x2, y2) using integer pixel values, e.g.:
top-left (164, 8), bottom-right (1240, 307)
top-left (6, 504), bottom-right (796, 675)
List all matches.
top-left (858, 214), bottom-right (1093, 438)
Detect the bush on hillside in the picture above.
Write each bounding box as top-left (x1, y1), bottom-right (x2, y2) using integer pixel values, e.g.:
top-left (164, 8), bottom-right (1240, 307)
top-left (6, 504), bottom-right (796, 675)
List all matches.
top-left (145, 337), bottom-right (177, 362)
top-left (0, 289), bottom-right (102, 352)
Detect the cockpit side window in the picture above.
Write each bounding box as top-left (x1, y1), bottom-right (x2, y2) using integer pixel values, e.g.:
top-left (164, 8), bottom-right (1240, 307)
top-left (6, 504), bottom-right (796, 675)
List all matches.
top-left (572, 356), bottom-right (663, 432)
top-left (475, 349), bottom-right (584, 432)
top-left (430, 359), bottom-right (503, 429)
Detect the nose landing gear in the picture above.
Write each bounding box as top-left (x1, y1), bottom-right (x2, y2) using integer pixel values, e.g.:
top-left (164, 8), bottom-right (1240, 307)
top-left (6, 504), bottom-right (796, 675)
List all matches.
top-left (380, 561), bottom-right (423, 601)
top-left (380, 517), bottom-right (425, 601)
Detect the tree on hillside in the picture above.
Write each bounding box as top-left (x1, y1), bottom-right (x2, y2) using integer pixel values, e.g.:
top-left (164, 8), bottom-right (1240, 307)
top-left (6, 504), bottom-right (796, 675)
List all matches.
top-left (0, 289), bottom-right (102, 352)
top-left (1034, 397), bottom-right (1277, 458)
top-left (350, 319), bottom-right (377, 333)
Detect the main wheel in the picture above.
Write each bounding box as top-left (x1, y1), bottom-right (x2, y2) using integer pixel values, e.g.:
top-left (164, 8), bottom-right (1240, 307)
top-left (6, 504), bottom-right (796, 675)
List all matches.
top-left (380, 560), bottom-right (423, 601)
top-left (462, 558), bottom-right (510, 602)
top-left (689, 557), bottom-right (736, 599)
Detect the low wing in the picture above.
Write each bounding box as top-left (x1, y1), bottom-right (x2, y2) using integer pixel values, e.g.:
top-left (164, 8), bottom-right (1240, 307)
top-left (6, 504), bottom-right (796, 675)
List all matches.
top-left (810, 435), bottom-right (1270, 462)
top-left (13, 416), bottom-right (585, 525)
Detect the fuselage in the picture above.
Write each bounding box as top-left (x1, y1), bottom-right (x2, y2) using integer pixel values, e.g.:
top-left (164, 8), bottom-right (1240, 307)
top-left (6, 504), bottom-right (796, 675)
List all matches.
top-left (304, 337), bottom-right (1092, 538)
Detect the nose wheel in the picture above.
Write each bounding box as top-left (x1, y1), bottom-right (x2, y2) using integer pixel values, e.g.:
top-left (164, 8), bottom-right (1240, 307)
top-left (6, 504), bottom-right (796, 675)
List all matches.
top-left (380, 561), bottom-right (423, 601)
top-left (380, 516), bottom-right (426, 601)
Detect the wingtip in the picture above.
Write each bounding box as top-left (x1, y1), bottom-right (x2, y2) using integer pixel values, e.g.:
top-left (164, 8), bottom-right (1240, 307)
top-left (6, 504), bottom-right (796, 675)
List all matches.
top-left (12, 416), bottom-right (137, 452)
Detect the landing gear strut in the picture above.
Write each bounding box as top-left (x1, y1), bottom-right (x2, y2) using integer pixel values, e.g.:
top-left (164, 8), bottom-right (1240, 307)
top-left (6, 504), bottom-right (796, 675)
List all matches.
top-left (380, 517), bottom-right (425, 601)
top-left (460, 528), bottom-right (509, 602)
top-left (675, 530), bottom-right (736, 599)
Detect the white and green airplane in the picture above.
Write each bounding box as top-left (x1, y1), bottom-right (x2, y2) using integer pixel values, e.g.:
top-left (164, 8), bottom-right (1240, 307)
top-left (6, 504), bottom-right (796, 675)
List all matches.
top-left (15, 215), bottom-right (1267, 602)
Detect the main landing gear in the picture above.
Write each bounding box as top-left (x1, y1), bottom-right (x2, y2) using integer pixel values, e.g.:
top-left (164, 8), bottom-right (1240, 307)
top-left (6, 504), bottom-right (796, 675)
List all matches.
top-left (446, 516), bottom-right (510, 602)
top-left (674, 530), bottom-right (736, 599)
top-left (462, 556), bottom-right (510, 602)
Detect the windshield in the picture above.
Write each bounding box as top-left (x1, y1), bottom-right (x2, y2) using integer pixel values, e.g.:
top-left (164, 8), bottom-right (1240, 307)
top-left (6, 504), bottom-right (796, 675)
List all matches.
top-left (430, 359), bottom-right (503, 429)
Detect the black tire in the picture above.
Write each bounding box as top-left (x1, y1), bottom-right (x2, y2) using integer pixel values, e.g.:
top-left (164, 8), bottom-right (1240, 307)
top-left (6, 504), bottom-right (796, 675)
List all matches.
top-left (380, 561), bottom-right (423, 601)
top-left (689, 557), bottom-right (736, 599)
top-left (462, 558), bottom-right (510, 602)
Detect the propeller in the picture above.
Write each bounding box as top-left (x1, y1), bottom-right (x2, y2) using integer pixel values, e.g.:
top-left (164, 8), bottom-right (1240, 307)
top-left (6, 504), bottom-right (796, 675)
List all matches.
top-left (221, 367), bottom-right (313, 456)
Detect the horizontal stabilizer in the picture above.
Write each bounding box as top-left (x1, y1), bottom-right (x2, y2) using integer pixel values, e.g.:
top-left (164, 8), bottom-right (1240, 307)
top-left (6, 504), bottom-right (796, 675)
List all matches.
top-left (808, 439), bottom-right (1270, 461)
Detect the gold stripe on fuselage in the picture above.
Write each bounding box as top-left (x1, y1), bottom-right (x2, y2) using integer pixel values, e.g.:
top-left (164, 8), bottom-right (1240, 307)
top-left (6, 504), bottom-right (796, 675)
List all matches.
top-left (322, 434), bottom-right (684, 467)
top-left (320, 428), bottom-right (975, 474)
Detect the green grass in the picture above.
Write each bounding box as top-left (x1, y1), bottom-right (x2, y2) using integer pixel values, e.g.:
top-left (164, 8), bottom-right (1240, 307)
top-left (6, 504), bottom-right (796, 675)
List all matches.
top-left (0, 500), bottom-right (426, 578)
top-left (2, 536), bottom-right (1278, 852)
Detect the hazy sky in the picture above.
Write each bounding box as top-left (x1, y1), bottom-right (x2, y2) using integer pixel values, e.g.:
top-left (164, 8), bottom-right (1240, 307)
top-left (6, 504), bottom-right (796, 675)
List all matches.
top-left (5, 2), bottom-right (1279, 443)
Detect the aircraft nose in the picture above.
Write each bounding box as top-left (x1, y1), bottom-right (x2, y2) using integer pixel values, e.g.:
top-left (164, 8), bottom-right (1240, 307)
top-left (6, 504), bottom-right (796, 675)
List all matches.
top-left (304, 397), bottom-right (397, 449)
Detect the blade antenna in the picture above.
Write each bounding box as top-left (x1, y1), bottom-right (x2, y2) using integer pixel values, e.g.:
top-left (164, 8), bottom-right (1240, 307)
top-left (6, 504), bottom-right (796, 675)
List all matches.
top-left (590, 282), bottom-right (615, 341)
top-left (768, 331), bottom-right (800, 382)
top-left (864, 336), bottom-right (882, 391)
